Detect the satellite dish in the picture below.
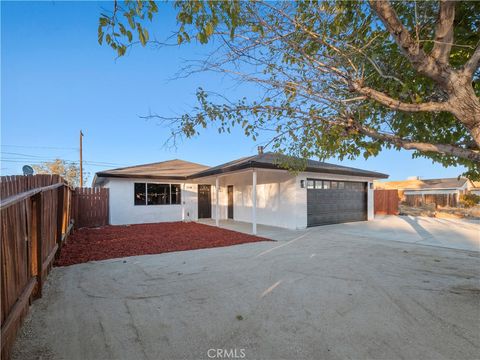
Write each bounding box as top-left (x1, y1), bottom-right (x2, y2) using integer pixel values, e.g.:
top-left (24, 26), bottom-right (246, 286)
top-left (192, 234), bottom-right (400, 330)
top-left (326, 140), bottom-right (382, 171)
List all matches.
top-left (22, 165), bottom-right (34, 176)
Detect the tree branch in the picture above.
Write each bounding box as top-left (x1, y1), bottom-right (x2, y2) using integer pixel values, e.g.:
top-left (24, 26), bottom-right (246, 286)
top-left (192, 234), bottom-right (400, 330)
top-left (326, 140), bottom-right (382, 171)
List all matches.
top-left (368, 0), bottom-right (445, 82)
top-left (351, 83), bottom-right (448, 113)
top-left (463, 43), bottom-right (480, 78)
top-left (352, 121), bottom-right (480, 162)
top-left (430, 1), bottom-right (455, 65)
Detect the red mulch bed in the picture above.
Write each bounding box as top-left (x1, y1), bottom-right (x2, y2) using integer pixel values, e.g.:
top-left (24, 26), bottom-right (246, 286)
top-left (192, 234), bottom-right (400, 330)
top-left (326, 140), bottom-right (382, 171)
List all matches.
top-left (55, 222), bottom-right (271, 266)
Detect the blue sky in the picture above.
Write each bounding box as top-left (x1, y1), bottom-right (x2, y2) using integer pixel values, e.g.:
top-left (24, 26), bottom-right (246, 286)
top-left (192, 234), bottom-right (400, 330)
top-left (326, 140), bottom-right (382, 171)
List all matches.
top-left (1, 1), bottom-right (466, 183)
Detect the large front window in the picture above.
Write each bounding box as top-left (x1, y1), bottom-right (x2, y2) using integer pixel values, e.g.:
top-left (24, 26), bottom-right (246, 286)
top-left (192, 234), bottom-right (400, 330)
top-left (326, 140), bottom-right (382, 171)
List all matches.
top-left (134, 183), bottom-right (181, 205)
top-left (147, 183), bottom-right (170, 205)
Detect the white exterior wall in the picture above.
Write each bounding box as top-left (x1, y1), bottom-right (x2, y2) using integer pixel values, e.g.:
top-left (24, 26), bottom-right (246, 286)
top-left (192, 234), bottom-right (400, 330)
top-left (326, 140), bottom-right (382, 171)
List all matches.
top-left (104, 178), bottom-right (199, 225)
top-left (210, 170), bottom-right (299, 229)
top-left (367, 181), bottom-right (374, 220)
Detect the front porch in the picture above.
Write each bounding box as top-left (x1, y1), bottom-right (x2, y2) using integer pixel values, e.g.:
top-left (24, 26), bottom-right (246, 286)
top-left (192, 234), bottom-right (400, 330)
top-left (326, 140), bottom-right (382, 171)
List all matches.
top-left (196, 218), bottom-right (305, 242)
top-left (190, 167), bottom-right (301, 234)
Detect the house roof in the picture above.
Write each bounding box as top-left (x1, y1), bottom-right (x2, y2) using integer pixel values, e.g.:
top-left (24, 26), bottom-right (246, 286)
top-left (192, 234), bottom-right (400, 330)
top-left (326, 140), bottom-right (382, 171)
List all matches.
top-left (471, 181), bottom-right (480, 189)
top-left (375, 177), bottom-right (468, 191)
top-left (188, 152), bottom-right (388, 179)
top-left (94, 159), bottom-right (209, 181)
top-left (93, 152), bottom-right (388, 186)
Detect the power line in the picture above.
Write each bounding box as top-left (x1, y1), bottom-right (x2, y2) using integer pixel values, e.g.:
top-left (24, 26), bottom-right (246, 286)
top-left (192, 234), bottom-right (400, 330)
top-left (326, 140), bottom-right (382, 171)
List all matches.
top-left (0, 159), bottom-right (126, 168)
top-left (1, 151), bottom-right (53, 158)
top-left (1, 144), bottom-right (79, 150)
top-left (0, 152), bottom-right (130, 166)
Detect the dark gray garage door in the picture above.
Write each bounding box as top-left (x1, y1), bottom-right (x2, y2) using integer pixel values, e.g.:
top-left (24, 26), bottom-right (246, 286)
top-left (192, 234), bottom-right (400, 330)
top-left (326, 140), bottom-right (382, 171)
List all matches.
top-left (307, 179), bottom-right (367, 227)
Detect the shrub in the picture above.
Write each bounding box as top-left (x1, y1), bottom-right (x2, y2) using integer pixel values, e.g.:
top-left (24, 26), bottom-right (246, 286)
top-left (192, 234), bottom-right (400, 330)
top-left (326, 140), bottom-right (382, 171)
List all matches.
top-left (459, 193), bottom-right (480, 208)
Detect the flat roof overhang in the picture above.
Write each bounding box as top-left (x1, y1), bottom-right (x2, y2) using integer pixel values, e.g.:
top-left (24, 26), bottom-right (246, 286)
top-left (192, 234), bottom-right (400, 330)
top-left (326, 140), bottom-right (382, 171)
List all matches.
top-left (94, 161), bottom-right (388, 183)
top-left (95, 173), bottom-right (188, 180)
top-left (187, 161), bottom-right (389, 180)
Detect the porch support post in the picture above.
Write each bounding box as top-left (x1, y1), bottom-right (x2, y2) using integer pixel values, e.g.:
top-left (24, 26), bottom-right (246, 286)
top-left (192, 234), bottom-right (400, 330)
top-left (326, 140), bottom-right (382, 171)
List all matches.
top-left (215, 177), bottom-right (220, 227)
top-left (252, 169), bottom-right (257, 235)
top-left (181, 183), bottom-right (185, 221)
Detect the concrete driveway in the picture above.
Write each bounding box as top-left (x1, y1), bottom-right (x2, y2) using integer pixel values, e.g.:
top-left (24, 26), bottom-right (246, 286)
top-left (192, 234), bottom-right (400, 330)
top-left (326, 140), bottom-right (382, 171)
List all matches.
top-left (201, 215), bottom-right (480, 252)
top-left (319, 215), bottom-right (480, 252)
top-left (13, 218), bottom-right (480, 360)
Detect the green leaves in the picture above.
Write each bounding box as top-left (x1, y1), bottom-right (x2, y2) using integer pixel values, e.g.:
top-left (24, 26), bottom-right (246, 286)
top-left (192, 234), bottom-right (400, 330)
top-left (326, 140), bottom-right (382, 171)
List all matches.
top-left (98, 0), bottom-right (158, 57)
top-left (97, 0), bottom-right (480, 179)
top-left (284, 82), bottom-right (298, 102)
top-left (136, 23), bottom-right (149, 46)
top-left (97, 25), bottom-right (104, 45)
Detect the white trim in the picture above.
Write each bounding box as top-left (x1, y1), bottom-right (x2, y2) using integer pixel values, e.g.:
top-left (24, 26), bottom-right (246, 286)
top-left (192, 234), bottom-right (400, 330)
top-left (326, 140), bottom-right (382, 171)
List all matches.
top-left (181, 183), bottom-right (185, 221)
top-left (403, 189), bottom-right (460, 195)
top-left (398, 187), bottom-right (464, 191)
top-left (368, 182), bottom-right (374, 220)
top-left (252, 169), bottom-right (257, 235)
top-left (215, 177), bottom-right (220, 227)
top-left (189, 167), bottom-right (290, 183)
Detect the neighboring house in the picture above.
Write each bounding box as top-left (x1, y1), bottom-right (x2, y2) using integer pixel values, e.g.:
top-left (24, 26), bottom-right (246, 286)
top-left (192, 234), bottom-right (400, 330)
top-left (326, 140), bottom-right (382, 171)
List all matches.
top-left (93, 152), bottom-right (388, 232)
top-left (468, 181), bottom-right (480, 196)
top-left (374, 177), bottom-right (472, 207)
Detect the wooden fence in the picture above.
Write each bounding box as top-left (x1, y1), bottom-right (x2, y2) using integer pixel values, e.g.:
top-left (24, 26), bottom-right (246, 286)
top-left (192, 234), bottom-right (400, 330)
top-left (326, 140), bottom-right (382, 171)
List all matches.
top-left (73, 187), bottom-right (109, 229)
top-left (404, 193), bottom-right (458, 207)
top-left (0, 175), bottom-right (74, 360)
top-left (374, 189), bottom-right (399, 215)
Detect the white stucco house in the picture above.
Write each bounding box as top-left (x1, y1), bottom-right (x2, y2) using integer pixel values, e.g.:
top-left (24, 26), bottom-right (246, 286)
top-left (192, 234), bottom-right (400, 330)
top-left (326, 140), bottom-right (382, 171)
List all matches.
top-left (92, 152), bottom-right (388, 233)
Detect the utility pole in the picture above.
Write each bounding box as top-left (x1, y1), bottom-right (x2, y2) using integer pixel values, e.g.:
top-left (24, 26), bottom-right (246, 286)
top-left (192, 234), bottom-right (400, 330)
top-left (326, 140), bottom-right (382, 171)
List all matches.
top-left (79, 130), bottom-right (84, 188)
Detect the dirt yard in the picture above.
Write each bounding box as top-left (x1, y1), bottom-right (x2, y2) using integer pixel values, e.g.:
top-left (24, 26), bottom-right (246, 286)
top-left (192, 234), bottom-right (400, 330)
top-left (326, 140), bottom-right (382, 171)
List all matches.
top-left (399, 204), bottom-right (480, 220)
top-left (55, 222), bottom-right (270, 266)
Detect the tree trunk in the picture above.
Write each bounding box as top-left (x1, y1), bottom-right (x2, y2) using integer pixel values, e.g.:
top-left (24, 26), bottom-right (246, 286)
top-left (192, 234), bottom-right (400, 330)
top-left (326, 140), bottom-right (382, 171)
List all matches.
top-left (448, 73), bottom-right (480, 148)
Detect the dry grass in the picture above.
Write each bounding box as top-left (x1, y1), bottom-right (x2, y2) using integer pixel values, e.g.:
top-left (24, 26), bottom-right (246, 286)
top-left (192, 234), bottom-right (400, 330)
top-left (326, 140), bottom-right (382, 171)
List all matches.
top-left (399, 204), bottom-right (480, 220)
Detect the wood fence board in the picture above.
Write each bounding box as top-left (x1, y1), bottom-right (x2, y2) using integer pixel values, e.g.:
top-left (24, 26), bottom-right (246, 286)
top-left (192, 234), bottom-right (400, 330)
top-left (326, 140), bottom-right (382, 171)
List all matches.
top-left (74, 187), bottom-right (109, 229)
top-left (404, 194), bottom-right (458, 207)
top-left (374, 190), bottom-right (399, 215)
top-left (0, 175), bottom-right (74, 360)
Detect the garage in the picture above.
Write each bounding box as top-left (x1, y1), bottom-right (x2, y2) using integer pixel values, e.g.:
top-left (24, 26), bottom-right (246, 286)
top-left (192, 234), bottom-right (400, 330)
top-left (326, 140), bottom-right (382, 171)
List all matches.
top-left (307, 179), bottom-right (367, 226)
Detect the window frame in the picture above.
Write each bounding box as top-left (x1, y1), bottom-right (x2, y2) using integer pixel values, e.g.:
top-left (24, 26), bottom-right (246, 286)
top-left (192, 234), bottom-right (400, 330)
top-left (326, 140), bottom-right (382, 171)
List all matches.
top-left (306, 179), bottom-right (365, 191)
top-left (170, 184), bottom-right (182, 205)
top-left (147, 183), bottom-right (171, 205)
top-left (134, 182), bottom-right (182, 206)
top-left (306, 180), bottom-right (315, 189)
top-left (134, 183), bottom-right (147, 206)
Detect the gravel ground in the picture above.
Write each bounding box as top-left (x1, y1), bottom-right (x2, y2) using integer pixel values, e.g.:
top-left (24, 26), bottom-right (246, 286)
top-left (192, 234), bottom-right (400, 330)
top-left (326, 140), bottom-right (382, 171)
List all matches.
top-left (55, 222), bottom-right (270, 266)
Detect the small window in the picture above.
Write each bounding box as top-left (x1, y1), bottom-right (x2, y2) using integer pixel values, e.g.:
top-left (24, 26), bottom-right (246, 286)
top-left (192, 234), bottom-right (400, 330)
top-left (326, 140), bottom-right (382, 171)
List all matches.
top-left (314, 180), bottom-right (323, 189)
top-left (307, 180), bottom-right (315, 189)
top-left (171, 184), bottom-right (181, 204)
top-left (350, 183), bottom-right (360, 190)
top-left (338, 182), bottom-right (345, 189)
top-left (147, 184), bottom-right (170, 205)
top-left (331, 181), bottom-right (338, 189)
top-left (323, 181), bottom-right (331, 189)
top-left (134, 183), bottom-right (146, 205)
